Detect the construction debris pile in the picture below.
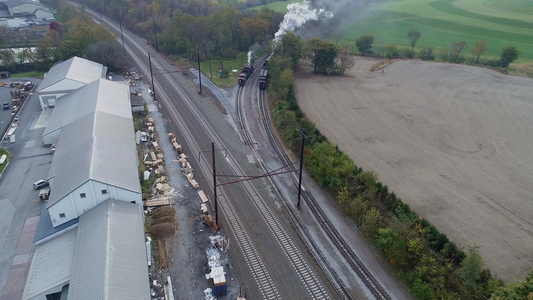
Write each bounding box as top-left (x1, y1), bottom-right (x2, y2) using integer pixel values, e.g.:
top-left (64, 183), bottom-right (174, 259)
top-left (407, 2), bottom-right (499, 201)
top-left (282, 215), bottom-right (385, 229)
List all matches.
top-left (124, 68), bottom-right (143, 86)
top-left (168, 132), bottom-right (200, 189)
top-left (1, 80), bottom-right (34, 116)
top-left (198, 190), bottom-right (218, 233)
top-left (138, 115), bottom-right (176, 208)
top-left (204, 236), bottom-right (229, 299)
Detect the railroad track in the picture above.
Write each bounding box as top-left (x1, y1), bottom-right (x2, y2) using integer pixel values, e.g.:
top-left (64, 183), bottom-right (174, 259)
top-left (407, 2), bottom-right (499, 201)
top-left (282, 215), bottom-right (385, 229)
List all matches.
top-left (234, 62), bottom-right (330, 299)
top-left (90, 8), bottom-right (333, 298)
top-left (78, 8), bottom-right (285, 298)
top-left (254, 69), bottom-right (392, 300)
top-left (255, 89), bottom-right (352, 300)
top-left (125, 39), bottom-right (284, 300)
top-left (77, 6), bottom-right (391, 299)
top-left (235, 86), bottom-right (254, 147)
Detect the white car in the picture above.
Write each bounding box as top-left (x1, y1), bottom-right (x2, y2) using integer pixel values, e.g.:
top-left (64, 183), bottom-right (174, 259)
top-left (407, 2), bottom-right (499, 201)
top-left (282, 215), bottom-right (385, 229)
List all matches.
top-left (33, 179), bottom-right (49, 190)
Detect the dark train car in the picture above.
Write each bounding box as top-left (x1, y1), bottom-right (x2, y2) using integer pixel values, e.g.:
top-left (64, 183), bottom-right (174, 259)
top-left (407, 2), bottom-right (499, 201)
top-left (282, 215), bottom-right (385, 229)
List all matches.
top-left (259, 69), bottom-right (268, 90)
top-left (242, 64), bottom-right (254, 78)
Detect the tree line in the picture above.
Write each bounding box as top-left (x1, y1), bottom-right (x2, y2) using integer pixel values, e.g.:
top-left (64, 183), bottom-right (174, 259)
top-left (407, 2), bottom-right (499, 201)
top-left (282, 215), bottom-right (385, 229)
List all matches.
top-left (355, 29), bottom-right (521, 71)
top-left (0, 3), bottom-right (126, 73)
top-left (43, 0), bottom-right (286, 70)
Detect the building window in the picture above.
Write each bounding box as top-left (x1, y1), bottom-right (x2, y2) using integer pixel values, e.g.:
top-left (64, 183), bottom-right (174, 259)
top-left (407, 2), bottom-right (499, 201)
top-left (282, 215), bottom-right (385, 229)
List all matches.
top-left (101, 189), bottom-right (107, 195)
top-left (80, 193), bottom-right (86, 198)
top-left (59, 213), bottom-right (66, 219)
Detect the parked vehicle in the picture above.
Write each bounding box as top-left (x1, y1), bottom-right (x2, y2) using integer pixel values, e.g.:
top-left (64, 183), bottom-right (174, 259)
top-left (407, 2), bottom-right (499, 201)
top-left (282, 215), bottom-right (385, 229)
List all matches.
top-left (39, 189), bottom-right (50, 200)
top-left (140, 131), bottom-right (148, 144)
top-left (33, 179), bottom-right (49, 190)
top-left (23, 81), bottom-right (33, 91)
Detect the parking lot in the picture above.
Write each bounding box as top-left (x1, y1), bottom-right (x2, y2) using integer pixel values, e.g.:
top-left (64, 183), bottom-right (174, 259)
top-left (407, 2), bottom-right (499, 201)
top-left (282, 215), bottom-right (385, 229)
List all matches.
top-left (0, 77), bottom-right (53, 300)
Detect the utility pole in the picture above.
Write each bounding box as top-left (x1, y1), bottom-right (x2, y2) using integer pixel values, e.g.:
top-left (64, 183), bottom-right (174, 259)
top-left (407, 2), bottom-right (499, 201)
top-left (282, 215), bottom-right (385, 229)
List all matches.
top-left (148, 52), bottom-right (156, 101)
top-left (153, 20), bottom-right (159, 51)
top-left (197, 50), bottom-right (202, 94)
top-left (297, 129), bottom-right (305, 208)
top-left (204, 141), bottom-right (302, 226)
top-left (212, 143), bottom-right (218, 225)
top-left (99, 0), bottom-right (103, 23)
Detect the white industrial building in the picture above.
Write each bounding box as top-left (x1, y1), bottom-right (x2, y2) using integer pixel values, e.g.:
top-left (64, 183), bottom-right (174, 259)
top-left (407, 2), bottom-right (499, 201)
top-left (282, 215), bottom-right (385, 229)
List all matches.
top-left (36, 56), bottom-right (107, 110)
top-left (44, 79), bottom-right (141, 227)
top-left (4, 0), bottom-right (47, 15)
top-left (33, 8), bottom-right (53, 19)
top-left (22, 59), bottom-right (150, 299)
top-left (22, 200), bottom-right (150, 300)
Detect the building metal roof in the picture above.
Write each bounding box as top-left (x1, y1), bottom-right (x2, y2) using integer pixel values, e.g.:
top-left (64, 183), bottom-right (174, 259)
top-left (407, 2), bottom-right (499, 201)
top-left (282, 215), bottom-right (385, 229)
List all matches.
top-left (5, 0), bottom-right (44, 8)
top-left (33, 204), bottom-right (78, 244)
top-left (22, 228), bottom-right (77, 300)
top-left (130, 94), bottom-right (144, 107)
top-left (67, 199), bottom-right (150, 300)
top-left (43, 78), bottom-right (134, 141)
top-left (46, 79), bottom-right (140, 208)
top-left (36, 57), bottom-right (107, 94)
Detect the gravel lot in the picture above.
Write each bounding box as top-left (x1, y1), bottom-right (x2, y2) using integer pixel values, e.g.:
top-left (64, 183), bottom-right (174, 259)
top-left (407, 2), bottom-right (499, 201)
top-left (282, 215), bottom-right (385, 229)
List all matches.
top-left (294, 57), bottom-right (533, 281)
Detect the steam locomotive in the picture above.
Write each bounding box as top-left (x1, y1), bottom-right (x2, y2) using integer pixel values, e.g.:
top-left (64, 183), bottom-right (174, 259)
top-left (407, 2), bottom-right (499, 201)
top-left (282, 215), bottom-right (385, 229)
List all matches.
top-left (238, 63), bottom-right (254, 87)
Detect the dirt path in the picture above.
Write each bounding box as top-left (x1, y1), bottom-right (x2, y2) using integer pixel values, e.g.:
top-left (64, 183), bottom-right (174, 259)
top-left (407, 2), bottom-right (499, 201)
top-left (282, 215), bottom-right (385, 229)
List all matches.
top-left (294, 57), bottom-right (533, 281)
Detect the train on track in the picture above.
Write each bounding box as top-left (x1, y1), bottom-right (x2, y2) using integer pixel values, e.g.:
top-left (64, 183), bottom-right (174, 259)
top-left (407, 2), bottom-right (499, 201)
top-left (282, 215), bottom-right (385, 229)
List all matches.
top-left (258, 69), bottom-right (268, 90)
top-left (258, 59), bottom-right (268, 90)
top-left (238, 63), bottom-right (254, 87)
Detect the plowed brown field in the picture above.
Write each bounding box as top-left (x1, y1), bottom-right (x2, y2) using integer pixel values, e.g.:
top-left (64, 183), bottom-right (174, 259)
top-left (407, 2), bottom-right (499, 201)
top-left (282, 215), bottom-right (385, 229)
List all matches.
top-left (294, 57), bottom-right (533, 281)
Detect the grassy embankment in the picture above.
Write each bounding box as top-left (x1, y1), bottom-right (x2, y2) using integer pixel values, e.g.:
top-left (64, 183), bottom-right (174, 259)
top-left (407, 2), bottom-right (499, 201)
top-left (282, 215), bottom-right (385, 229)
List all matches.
top-left (9, 72), bottom-right (46, 78)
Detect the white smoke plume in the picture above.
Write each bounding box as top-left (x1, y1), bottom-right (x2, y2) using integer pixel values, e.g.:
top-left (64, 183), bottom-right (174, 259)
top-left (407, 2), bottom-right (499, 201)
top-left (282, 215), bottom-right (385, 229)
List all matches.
top-left (273, 0), bottom-right (334, 46)
top-left (247, 50), bottom-right (253, 64)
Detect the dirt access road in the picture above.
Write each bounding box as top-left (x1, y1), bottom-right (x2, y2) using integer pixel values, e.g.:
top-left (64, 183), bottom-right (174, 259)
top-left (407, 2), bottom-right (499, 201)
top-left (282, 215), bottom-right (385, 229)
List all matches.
top-left (294, 57), bottom-right (533, 282)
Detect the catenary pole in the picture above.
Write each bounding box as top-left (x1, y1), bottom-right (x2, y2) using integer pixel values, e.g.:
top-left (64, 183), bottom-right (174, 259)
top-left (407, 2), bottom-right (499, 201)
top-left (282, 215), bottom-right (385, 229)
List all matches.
top-left (148, 52), bottom-right (156, 101)
top-left (297, 129), bottom-right (305, 208)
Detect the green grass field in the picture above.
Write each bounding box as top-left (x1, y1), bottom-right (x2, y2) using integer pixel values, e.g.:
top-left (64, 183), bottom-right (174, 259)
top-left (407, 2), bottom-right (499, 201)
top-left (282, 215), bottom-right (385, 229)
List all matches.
top-left (0, 148), bottom-right (11, 174)
top-left (251, 0), bottom-right (299, 13)
top-left (10, 71), bottom-right (45, 78)
top-left (338, 0), bottom-right (533, 60)
top-left (193, 57), bottom-right (248, 88)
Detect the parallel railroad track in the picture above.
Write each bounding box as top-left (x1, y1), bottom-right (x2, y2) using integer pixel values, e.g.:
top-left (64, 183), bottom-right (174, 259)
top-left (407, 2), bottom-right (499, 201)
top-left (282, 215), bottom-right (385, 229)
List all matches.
top-left (76, 6), bottom-right (392, 298)
top-left (254, 64), bottom-right (392, 300)
top-left (89, 8), bottom-right (331, 299)
top-left (235, 60), bottom-right (330, 299)
top-left (81, 8), bottom-right (283, 299)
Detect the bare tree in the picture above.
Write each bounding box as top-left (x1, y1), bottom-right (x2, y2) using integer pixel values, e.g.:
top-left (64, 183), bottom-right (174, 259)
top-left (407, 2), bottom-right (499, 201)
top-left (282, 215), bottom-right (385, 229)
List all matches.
top-left (0, 49), bottom-right (15, 65)
top-left (407, 29), bottom-right (421, 58)
top-left (338, 46), bottom-right (355, 75)
top-left (451, 41), bottom-right (467, 63)
top-left (471, 40), bottom-right (487, 63)
top-left (84, 40), bottom-right (125, 72)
